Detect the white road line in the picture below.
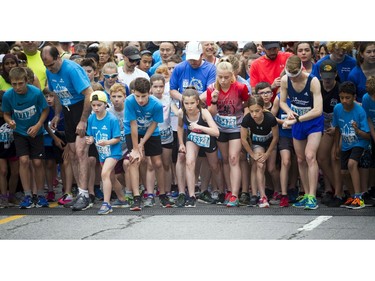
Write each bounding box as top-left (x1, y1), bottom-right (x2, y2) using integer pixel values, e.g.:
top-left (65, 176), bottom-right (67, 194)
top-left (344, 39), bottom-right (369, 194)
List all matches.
top-left (298, 216), bottom-right (332, 231)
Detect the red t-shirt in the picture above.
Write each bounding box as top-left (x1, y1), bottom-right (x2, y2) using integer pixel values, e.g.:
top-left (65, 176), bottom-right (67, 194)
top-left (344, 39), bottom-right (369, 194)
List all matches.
top-left (250, 51), bottom-right (292, 101)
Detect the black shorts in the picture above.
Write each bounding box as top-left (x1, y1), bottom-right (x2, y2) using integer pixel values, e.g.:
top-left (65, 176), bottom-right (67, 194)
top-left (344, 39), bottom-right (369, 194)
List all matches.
top-left (278, 136), bottom-right (294, 152)
top-left (44, 146), bottom-right (63, 164)
top-left (340, 147), bottom-right (364, 170)
top-left (62, 100), bottom-right (85, 143)
top-left (88, 142), bottom-right (99, 161)
top-left (114, 158), bottom-right (124, 174)
top-left (13, 132), bottom-right (45, 159)
top-left (217, 131), bottom-right (241, 142)
top-left (125, 134), bottom-right (162, 157)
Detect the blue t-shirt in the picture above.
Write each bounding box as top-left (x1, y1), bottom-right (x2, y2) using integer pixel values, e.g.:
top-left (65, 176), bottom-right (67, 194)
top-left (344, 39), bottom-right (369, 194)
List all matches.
top-left (87, 111), bottom-right (122, 162)
top-left (348, 66), bottom-right (367, 103)
top-left (169, 60), bottom-right (216, 95)
top-left (46, 60), bottom-right (91, 107)
top-left (312, 55), bottom-right (356, 82)
top-left (362, 93), bottom-right (375, 126)
top-left (332, 102), bottom-right (370, 151)
top-left (124, 94), bottom-right (163, 136)
top-left (2, 84), bottom-right (48, 136)
top-left (44, 106), bottom-right (65, 146)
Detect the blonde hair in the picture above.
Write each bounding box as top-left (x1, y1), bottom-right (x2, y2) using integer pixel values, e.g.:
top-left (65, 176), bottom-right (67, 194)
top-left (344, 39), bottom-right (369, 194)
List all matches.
top-left (285, 55), bottom-right (302, 76)
top-left (110, 83), bottom-right (126, 96)
top-left (215, 61), bottom-right (236, 90)
top-left (326, 41), bottom-right (354, 54)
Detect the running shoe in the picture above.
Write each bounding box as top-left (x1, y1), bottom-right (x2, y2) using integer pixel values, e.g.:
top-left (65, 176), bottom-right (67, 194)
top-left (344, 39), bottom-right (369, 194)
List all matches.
top-left (72, 194), bottom-right (91, 211)
top-left (185, 196), bottom-right (196, 207)
top-left (292, 194), bottom-right (308, 208)
top-left (223, 191), bottom-right (232, 205)
top-left (58, 193), bottom-right (73, 205)
top-left (226, 195), bottom-right (239, 207)
top-left (304, 195), bottom-right (318, 210)
top-left (94, 186), bottom-right (104, 201)
top-left (144, 196), bottom-right (156, 207)
top-left (175, 193), bottom-right (186, 207)
top-left (19, 195), bottom-right (34, 209)
top-left (341, 197), bottom-right (354, 208)
top-left (348, 197), bottom-right (365, 210)
top-left (130, 196), bottom-right (142, 211)
top-left (279, 195), bottom-right (289, 207)
top-left (198, 190), bottom-right (216, 204)
top-left (269, 191), bottom-right (282, 205)
top-left (97, 202), bottom-right (113, 215)
top-left (159, 194), bottom-right (174, 208)
top-left (36, 195), bottom-right (49, 208)
top-left (239, 192), bottom-right (250, 206)
top-left (258, 196), bottom-right (270, 208)
top-left (248, 195), bottom-right (258, 207)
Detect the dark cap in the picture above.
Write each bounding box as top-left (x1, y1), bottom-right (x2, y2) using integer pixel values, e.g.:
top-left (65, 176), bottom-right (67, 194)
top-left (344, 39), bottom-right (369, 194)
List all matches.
top-left (123, 46), bottom-right (141, 60)
top-left (262, 41), bottom-right (280, 50)
top-left (140, 49), bottom-right (152, 56)
top-left (319, 59), bottom-right (337, 79)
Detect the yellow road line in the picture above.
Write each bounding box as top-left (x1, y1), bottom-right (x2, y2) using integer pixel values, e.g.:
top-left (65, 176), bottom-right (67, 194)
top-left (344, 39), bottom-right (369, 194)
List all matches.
top-left (0, 202), bottom-right (59, 225)
top-left (0, 215), bottom-right (25, 225)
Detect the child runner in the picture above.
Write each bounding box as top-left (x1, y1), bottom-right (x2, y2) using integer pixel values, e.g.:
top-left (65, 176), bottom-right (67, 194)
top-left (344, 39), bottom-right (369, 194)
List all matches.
top-left (177, 88), bottom-right (223, 207)
top-left (241, 95), bottom-right (279, 208)
top-left (333, 81), bottom-right (370, 209)
top-left (206, 61), bottom-right (249, 207)
top-left (124, 77), bottom-right (174, 211)
top-left (86, 90), bottom-right (122, 215)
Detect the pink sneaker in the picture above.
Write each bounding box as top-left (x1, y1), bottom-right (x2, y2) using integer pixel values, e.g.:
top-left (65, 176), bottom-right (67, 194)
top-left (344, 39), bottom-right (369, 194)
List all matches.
top-left (279, 195), bottom-right (289, 207)
top-left (269, 191), bottom-right (282, 205)
top-left (57, 193), bottom-right (73, 205)
top-left (46, 191), bottom-right (55, 202)
top-left (258, 196), bottom-right (270, 208)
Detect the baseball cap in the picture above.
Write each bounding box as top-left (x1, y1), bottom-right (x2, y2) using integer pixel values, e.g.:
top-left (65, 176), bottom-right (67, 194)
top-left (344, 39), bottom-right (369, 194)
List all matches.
top-left (319, 59), bottom-right (337, 79)
top-left (123, 46), bottom-right (141, 60)
top-left (185, 41), bottom-right (203, 60)
top-left (90, 90), bottom-right (108, 103)
top-left (262, 41), bottom-right (280, 50)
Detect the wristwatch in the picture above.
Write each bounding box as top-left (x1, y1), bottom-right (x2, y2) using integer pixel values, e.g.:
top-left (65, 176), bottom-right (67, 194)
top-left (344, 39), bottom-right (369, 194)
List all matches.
top-left (295, 115), bottom-right (300, 123)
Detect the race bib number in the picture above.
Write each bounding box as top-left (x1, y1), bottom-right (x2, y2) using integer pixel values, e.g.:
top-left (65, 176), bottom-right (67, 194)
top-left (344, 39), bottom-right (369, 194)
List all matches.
top-left (160, 126), bottom-right (173, 141)
top-left (187, 132), bottom-right (210, 148)
top-left (216, 115), bottom-right (237, 128)
top-left (291, 104), bottom-right (311, 116)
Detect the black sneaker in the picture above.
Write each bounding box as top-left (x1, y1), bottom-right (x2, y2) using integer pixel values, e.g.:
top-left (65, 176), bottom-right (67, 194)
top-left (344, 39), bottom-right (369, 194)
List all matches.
top-left (194, 185), bottom-right (201, 196)
top-left (216, 192), bottom-right (225, 205)
top-left (321, 191), bottom-right (334, 205)
top-left (248, 195), bottom-right (258, 207)
top-left (175, 193), bottom-right (186, 207)
top-left (327, 196), bottom-right (345, 207)
top-left (159, 194), bottom-right (174, 208)
top-left (72, 194), bottom-right (91, 211)
top-left (130, 196), bottom-right (142, 211)
top-left (362, 192), bottom-right (375, 207)
top-left (185, 196), bottom-right (196, 207)
top-left (198, 190), bottom-right (216, 204)
top-left (64, 196), bottom-right (78, 208)
top-left (239, 192), bottom-right (250, 206)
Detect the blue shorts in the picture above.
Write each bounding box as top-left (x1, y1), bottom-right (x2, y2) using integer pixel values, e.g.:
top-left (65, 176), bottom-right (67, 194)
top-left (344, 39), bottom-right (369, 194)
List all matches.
top-left (292, 115), bottom-right (324, 141)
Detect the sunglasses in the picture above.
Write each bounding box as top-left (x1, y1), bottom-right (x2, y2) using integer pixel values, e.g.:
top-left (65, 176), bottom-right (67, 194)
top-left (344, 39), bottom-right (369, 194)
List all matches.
top-left (129, 58), bottom-right (140, 63)
top-left (103, 73), bottom-right (118, 79)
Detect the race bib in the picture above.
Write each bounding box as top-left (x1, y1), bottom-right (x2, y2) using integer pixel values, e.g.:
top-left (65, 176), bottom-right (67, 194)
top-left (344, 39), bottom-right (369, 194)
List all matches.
top-left (187, 132), bottom-right (210, 148)
top-left (216, 114), bottom-right (237, 128)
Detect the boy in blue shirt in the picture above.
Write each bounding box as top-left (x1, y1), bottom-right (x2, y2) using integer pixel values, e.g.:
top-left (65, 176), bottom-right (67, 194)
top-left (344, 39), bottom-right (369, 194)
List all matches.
top-left (124, 77), bottom-right (174, 211)
top-left (2, 67), bottom-right (50, 208)
top-left (86, 91), bottom-right (122, 215)
top-left (332, 81), bottom-right (371, 209)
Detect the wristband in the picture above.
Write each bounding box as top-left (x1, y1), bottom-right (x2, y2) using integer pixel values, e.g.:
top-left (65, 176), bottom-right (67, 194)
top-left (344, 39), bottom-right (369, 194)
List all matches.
top-left (295, 115), bottom-right (300, 123)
